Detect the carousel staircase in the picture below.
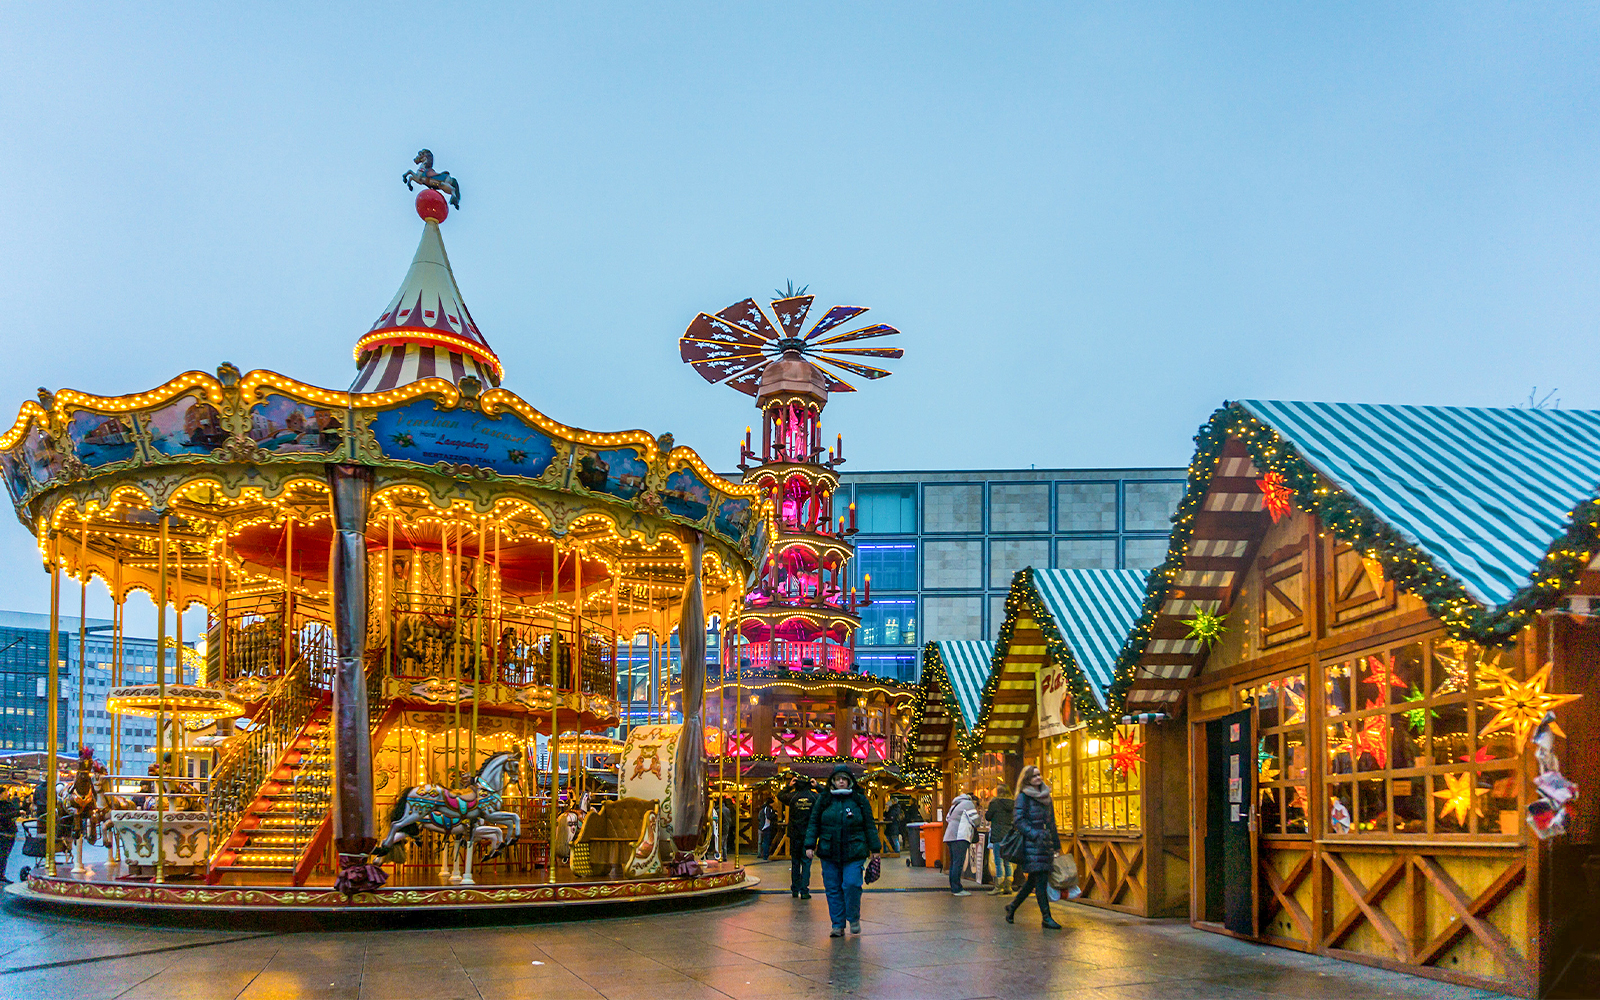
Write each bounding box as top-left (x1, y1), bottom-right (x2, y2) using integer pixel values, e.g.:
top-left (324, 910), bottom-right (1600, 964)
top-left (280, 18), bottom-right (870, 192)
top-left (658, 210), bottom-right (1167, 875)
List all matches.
top-left (208, 708), bottom-right (332, 884)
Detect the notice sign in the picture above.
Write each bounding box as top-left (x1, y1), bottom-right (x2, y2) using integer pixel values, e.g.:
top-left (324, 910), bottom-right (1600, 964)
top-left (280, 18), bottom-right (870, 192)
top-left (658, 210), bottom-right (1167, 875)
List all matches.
top-left (1036, 661), bottom-right (1071, 738)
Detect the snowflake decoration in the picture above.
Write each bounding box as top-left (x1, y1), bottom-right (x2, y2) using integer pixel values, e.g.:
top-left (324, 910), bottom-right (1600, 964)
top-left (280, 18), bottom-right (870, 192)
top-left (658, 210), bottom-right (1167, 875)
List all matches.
top-left (1477, 661), bottom-right (1582, 752)
top-left (1184, 608), bottom-right (1227, 648)
top-left (1433, 770), bottom-right (1487, 826)
top-left (1256, 472), bottom-right (1294, 523)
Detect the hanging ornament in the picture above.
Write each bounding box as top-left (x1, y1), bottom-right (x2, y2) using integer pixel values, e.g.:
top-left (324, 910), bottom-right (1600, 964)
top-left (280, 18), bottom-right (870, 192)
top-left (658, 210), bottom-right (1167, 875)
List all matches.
top-left (1280, 680), bottom-right (1307, 725)
top-left (1256, 472), bottom-right (1294, 523)
top-left (1401, 687), bottom-right (1434, 733)
top-left (1362, 655), bottom-right (1410, 697)
top-left (1476, 661), bottom-right (1581, 752)
top-left (1349, 713), bottom-right (1390, 769)
top-left (1184, 608), bottom-right (1227, 648)
top-left (1257, 737), bottom-right (1280, 782)
top-left (1457, 746), bottom-right (1495, 764)
top-left (1110, 734), bottom-right (1145, 776)
top-left (1526, 711), bottom-right (1579, 840)
top-left (1431, 641), bottom-right (1471, 694)
top-left (1433, 770), bottom-right (1486, 826)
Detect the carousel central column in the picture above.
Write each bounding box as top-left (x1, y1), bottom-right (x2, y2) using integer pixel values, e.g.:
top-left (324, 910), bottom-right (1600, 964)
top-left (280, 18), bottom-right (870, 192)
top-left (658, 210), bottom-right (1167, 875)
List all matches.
top-left (327, 464), bottom-right (382, 891)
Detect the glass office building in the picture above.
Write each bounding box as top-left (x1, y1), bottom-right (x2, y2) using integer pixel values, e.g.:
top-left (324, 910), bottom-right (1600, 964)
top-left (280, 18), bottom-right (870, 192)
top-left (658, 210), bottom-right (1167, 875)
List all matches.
top-left (839, 469), bottom-right (1187, 682)
top-left (0, 610), bottom-right (164, 773)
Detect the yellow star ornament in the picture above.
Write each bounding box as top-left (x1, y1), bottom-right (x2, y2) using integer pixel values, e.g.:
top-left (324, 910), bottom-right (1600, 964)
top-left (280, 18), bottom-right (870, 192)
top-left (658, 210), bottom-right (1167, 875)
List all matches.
top-left (1476, 661), bottom-right (1581, 751)
top-left (1433, 771), bottom-right (1486, 826)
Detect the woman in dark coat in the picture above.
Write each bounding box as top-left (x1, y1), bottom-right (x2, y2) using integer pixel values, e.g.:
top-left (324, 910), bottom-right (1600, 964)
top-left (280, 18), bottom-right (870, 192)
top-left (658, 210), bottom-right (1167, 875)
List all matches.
top-left (805, 764), bottom-right (882, 937)
top-left (1006, 764), bottom-right (1062, 929)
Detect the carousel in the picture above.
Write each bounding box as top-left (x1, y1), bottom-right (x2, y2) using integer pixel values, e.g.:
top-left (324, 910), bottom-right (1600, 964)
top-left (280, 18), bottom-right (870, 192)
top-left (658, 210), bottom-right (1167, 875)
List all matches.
top-left (0, 154), bottom-right (764, 914)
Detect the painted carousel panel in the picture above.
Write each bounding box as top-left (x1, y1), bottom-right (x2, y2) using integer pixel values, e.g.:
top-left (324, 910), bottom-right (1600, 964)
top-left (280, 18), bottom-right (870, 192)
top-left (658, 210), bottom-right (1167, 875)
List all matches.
top-left (369, 399), bottom-right (558, 478)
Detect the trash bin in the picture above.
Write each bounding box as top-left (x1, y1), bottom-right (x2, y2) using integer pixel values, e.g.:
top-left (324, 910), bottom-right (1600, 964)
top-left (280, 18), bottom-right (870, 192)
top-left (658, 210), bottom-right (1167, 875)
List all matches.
top-left (910, 820), bottom-right (945, 870)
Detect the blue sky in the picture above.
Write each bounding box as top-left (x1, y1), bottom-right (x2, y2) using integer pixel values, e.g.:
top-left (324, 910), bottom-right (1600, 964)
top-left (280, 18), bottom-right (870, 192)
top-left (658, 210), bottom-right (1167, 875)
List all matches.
top-left (2, 3), bottom-right (1597, 623)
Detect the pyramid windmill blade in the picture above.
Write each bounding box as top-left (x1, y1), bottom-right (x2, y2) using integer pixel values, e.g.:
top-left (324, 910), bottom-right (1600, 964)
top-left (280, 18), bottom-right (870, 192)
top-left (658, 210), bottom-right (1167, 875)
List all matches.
top-left (817, 356), bottom-right (894, 380)
top-left (815, 323), bottom-right (900, 346)
top-left (820, 373), bottom-right (857, 393)
top-left (716, 298), bottom-right (780, 341)
top-left (805, 305), bottom-right (868, 341)
top-left (724, 367), bottom-right (767, 396)
top-left (770, 295), bottom-right (814, 338)
top-left (680, 313), bottom-right (769, 384)
top-left (822, 346), bottom-right (903, 360)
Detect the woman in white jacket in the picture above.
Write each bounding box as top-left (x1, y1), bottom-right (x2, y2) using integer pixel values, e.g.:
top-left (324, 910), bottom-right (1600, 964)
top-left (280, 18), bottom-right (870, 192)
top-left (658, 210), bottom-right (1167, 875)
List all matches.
top-left (942, 785), bottom-right (979, 896)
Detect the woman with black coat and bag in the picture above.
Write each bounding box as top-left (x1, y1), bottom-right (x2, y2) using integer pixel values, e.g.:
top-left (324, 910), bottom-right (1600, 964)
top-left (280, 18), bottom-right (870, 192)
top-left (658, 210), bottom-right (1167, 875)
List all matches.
top-left (1006, 764), bottom-right (1063, 930)
top-left (804, 764), bottom-right (882, 937)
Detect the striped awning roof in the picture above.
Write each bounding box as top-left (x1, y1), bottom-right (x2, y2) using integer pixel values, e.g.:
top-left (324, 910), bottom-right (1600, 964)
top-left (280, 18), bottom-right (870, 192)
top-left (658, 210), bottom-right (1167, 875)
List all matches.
top-left (931, 640), bottom-right (995, 729)
top-left (1119, 399), bottom-right (1600, 714)
top-left (1240, 400), bottom-right (1600, 609)
top-left (1030, 569), bottom-right (1149, 710)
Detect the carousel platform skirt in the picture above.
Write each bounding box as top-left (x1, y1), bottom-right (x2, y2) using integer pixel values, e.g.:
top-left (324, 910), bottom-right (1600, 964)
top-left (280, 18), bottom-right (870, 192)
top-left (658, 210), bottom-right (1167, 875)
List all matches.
top-left (6, 864), bottom-right (758, 917)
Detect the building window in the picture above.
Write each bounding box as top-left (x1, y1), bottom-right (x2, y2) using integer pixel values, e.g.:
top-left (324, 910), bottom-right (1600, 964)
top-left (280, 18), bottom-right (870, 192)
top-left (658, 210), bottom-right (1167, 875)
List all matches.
top-left (921, 596), bottom-right (983, 643)
top-left (1323, 639), bottom-right (1519, 837)
top-left (1057, 482), bottom-right (1117, 533)
top-left (854, 653), bottom-right (917, 682)
top-left (855, 485), bottom-right (916, 534)
top-left (858, 599), bottom-right (917, 647)
top-left (989, 538), bottom-right (1049, 589)
top-left (1122, 536), bottom-right (1171, 570)
top-left (923, 540), bottom-right (982, 589)
top-left (1057, 537), bottom-right (1117, 570)
top-left (1123, 480), bottom-right (1184, 532)
top-left (989, 483), bottom-right (1049, 533)
top-left (923, 484), bottom-right (982, 533)
top-left (1076, 726), bottom-right (1142, 831)
top-left (854, 542), bottom-right (917, 591)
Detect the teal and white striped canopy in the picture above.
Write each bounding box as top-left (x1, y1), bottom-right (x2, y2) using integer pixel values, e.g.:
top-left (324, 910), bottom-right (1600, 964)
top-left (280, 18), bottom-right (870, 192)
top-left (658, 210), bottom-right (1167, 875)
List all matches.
top-left (1242, 400), bottom-right (1600, 609)
top-left (929, 640), bottom-right (995, 729)
top-left (1030, 568), bottom-right (1149, 709)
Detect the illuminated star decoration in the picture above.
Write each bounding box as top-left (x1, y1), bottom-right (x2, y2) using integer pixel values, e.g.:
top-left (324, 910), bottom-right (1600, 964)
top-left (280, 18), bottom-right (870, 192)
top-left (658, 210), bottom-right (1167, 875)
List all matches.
top-left (1458, 746), bottom-right (1495, 764)
top-left (1257, 739), bottom-right (1280, 782)
top-left (1402, 687), bottom-right (1436, 733)
top-left (1363, 655), bottom-right (1410, 698)
top-left (1350, 711), bottom-right (1390, 769)
top-left (1280, 679), bottom-right (1307, 725)
top-left (1184, 608), bottom-right (1228, 648)
top-left (1433, 770), bottom-right (1487, 826)
top-left (1477, 661), bottom-right (1582, 752)
top-left (1256, 471), bottom-right (1295, 523)
top-left (1110, 734), bottom-right (1146, 777)
top-left (1432, 642), bottom-right (1471, 694)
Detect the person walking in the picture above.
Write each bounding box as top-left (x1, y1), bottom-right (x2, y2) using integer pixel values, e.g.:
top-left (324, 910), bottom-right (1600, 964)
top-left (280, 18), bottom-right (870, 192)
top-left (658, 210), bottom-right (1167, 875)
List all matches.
top-left (778, 776), bottom-right (819, 898)
top-left (942, 785), bottom-right (979, 896)
top-left (882, 797), bottom-right (903, 853)
top-left (0, 790), bottom-right (17, 884)
top-left (985, 783), bottom-right (1015, 895)
top-left (804, 764), bottom-right (882, 937)
top-left (1006, 765), bottom-right (1063, 930)
top-left (757, 798), bottom-right (779, 861)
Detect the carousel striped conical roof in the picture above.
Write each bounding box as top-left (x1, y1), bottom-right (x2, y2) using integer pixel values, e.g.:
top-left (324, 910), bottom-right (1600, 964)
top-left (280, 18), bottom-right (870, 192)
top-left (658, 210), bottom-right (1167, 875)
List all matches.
top-left (351, 200), bottom-right (503, 393)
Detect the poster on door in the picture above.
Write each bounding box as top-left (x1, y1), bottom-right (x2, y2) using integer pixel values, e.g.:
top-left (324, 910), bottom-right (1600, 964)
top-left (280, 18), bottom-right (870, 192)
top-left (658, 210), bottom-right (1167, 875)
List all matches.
top-left (1036, 662), bottom-right (1071, 738)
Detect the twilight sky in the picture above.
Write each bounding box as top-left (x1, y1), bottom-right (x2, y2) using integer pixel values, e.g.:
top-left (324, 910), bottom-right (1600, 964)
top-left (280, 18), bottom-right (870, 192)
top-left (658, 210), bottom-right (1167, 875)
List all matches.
top-left (1, 3), bottom-right (1597, 626)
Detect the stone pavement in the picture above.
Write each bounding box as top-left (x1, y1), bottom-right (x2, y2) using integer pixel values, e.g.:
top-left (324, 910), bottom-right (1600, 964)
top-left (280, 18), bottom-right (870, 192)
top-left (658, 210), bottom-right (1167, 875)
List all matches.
top-left (0, 858), bottom-right (1510, 999)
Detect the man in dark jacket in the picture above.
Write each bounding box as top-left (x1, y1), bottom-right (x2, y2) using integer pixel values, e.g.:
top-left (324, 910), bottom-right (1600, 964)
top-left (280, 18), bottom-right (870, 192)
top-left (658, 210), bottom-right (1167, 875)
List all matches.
top-left (0, 792), bottom-right (18, 884)
top-left (757, 798), bottom-right (780, 861)
top-left (804, 764), bottom-right (882, 936)
top-left (883, 798), bottom-right (903, 853)
top-left (778, 776), bottom-right (819, 898)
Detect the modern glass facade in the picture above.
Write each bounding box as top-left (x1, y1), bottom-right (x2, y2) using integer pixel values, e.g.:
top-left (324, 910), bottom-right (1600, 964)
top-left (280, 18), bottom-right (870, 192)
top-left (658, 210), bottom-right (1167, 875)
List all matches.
top-left (0, 610), bottom-right (164, 773)
top-left (839, 469), bottom-right (1186, 683)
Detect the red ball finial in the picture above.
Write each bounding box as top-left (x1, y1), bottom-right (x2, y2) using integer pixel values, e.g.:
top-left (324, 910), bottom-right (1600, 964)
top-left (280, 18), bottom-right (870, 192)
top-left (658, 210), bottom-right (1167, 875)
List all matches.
top-left (416, 188), bottom-right (449, 223)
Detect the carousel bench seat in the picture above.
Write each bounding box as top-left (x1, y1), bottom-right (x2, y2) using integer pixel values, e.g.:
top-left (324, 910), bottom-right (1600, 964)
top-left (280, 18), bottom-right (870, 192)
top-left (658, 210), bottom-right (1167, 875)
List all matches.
top-left (108, 810), bottom-right (212, 877)
top-left (573, 797), bottom-right (654, 878)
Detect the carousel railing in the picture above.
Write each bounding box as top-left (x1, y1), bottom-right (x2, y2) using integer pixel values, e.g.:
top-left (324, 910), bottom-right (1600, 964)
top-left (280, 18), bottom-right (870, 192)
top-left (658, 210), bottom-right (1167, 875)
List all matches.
top-left (208, 593), bottom-right (335, 692)
top-left (385, 592), bottom-right (615, 699)
top-left (207, 657), bottom-right (316, 860)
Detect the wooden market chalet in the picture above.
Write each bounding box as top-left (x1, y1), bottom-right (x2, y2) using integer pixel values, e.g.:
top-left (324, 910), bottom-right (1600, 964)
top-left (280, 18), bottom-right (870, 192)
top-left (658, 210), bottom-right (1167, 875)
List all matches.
top-left (908, 399), bottom-right (1599, 998)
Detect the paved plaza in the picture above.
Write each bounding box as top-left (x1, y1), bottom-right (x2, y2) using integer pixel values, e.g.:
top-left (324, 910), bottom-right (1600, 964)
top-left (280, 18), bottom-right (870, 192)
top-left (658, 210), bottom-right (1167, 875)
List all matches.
top-left (0, 859), bottom-right (1509, 1000)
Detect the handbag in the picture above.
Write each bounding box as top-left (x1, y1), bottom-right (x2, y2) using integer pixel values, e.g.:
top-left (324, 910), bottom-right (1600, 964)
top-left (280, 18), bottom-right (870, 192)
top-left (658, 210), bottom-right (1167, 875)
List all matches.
top-left (1049, 853), bottom-right (1078, 892)
top-left (996, 826), bottom-right (1025, 864)
top-left (864, 855), bottom-right (881, 884)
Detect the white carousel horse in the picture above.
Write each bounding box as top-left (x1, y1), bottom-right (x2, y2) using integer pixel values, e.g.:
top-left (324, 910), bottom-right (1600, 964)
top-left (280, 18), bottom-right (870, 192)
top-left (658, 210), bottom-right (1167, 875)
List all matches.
top-left (373, 751), bottom-right (522, 885)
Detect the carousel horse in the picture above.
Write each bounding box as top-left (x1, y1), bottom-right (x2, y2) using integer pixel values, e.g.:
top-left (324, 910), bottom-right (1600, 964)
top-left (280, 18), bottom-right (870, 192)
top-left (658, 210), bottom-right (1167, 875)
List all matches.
top-left (67, 764), bottom-right (101, 874)
top-left (93, 772), bottom-right (139, 861)
top-left (401, 149), bottom-right (462, 208)
top-left (372, 751), bottom-right (521, 885)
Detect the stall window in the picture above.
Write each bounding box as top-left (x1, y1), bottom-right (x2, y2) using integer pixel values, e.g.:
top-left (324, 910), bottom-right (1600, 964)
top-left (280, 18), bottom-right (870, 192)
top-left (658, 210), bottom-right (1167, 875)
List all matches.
top-left (1324, 638), bottom-right (1522, 837)
top-left (773, 702), bottom-right (802, 756)
top-left (1243, 671), bottom-right (1310, 835)
top-left (1044, 737), bottom-right (1074, 833)
top-left (1076, 725), bottom-right (1142, 831)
